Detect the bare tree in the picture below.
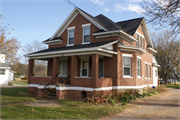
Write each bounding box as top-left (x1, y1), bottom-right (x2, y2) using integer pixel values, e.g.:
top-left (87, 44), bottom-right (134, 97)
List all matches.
top-left (151, 30), bottom-right (180, 84)
top-left (140, 0), bottom-right (180, 36)
top-left (22, 40), bottom-right (48, 76)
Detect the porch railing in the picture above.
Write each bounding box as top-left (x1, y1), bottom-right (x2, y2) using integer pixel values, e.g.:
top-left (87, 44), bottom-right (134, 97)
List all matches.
top-left (58, 75), bottom-right (71, 85)
top-left (42, 74), bottom-right (58, 91)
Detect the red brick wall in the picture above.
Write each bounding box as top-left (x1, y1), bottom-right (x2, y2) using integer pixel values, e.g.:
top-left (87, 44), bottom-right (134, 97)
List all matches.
top-left (74, 78), bottom-right (92, 87)
top-left (30, 77), bottom-right (53, 84)
top-left (49, 13), bottom-right (118, 48)
top-left (97, 78), bottom-right (112, 87)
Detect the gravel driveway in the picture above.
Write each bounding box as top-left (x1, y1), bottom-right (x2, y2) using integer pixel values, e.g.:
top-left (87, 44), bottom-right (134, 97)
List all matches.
top-left (107, 88), bottom-right (180, 120)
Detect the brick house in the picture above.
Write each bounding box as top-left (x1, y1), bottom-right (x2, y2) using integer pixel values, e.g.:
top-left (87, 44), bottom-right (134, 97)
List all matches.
top-left (25, 7), bottom-right (160, 99)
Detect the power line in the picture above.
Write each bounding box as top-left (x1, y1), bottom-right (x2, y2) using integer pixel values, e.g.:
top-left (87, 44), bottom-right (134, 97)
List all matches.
top-left (64, 0), bottom-right (77, 8)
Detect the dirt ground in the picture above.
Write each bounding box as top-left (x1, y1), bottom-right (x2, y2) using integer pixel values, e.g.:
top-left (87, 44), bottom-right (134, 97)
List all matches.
top-left (106, 88), bottom-right (180, 120)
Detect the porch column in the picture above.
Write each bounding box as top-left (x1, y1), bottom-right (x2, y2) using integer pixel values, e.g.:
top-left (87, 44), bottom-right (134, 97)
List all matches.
top-left (71, 55), bottom-right (78, 86)
top-left (92, 54), bottom-right (99, 88)
top-left (28, 59), bottom-right (34, 84)
top-left (52, 57), bottom-right (59, 84)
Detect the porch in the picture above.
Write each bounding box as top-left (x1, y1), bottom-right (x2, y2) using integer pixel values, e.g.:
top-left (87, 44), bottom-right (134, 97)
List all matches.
top-left (28, 54), bottom-right (114, 88)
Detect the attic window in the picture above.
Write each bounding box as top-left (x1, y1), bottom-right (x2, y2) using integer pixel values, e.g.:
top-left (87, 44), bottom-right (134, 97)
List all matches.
top-left (67, 26), bottom-right (75, 46)
top-left (82, 23), bottom-right (91, 44)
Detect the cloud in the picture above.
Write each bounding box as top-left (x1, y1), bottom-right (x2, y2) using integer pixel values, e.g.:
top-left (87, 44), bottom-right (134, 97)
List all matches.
top-left (90, 0), bottom-right (104, 6)
top-left (104, 8), bottom-right (109, 12)
top-left (90, 0), bottom-right (110, 12)
top-left (114, 4), bottom-right (144, 14)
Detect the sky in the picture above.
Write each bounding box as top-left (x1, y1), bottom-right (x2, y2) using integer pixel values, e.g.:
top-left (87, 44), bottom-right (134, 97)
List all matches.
top-left (1, 0), bottom-right (151, 54)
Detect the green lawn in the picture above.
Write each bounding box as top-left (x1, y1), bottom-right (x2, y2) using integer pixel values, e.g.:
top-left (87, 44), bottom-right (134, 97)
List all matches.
top-left (165, 84), bottom-right (180, 89)
top-left (1, 87), bottom-right (132, 119)
top-left (9, 81), bottom-right (28, 85)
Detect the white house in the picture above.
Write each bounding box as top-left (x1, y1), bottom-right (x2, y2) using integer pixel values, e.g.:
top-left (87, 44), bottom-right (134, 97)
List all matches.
top-left (0, 49), bottom-right (16, 85)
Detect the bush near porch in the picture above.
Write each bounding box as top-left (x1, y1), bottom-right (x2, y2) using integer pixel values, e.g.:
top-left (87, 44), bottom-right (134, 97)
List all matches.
top-left (1, 87), bottom-right (132, 119)
top-left (103, 85), bottom-right (167, 106)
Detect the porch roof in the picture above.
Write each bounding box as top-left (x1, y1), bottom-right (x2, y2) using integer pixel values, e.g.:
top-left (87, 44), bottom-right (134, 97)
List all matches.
top-left (25, 40), bottom-right (117, 59)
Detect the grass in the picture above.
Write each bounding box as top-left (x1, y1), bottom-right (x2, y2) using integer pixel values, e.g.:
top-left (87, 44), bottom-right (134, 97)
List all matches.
top-left (9, 80), bottom-right (28, 85)
top-left (165, 84), bottom-right (180, 89)
top-left (1, 87), bottom-right (132, 119)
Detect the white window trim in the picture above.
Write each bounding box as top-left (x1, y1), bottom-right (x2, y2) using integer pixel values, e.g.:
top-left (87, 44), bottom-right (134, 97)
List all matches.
top-left (122, 54), bottom-right (132, 57)
top-left (122, 76), bottom-right (133, 79)
top-left (82, 23), bottom-right (91, 28)
top-left (145, 63), bottom-right (148, 79)
top-left (81, 42), bottom-right (90, 45)
top-left (137, 59), bottom-right (141, 77)
top-left (123, 57), bottom-right (132, 78)
top-left (67, 26), bottom-right (75, 30)
top-left (67, 27), bottom-right (75, 46)
top-left (137, 56), bottom-right (141, 59)
top-left (82, 25), bottom-right (90, 44)
top-left (80, 59), bottom-right (89, 77)
top-left (137, 76), bottom-right (142, 79)
top-left (136, 31), bottom-right (144, 38)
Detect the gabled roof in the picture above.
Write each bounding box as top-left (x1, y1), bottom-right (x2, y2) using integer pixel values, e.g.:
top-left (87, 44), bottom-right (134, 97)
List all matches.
top-left (115, 18), bottom-right (144, 36)
top-left (43, 7), bottom-right (153, 48)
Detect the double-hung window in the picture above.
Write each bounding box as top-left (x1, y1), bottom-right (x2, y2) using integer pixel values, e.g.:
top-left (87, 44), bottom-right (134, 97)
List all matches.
top-left (83, 27), bottom-right (90, 43)
top-left (123, 57), bottom-right (131, 76)
top-left (58, 60), bottom-right (67, 76)
top-left (0, 69), bottom-right (5, 75)
top-left (137, 59), bottom-right (141, 77)
top-left (149, 64), bottom-right (151, 79)
top-left (142, 38), bottom-right (144, 49)
top-left (68, 30), bottom-right (74, 45)
top-left (82, 23), bottom-right (91, 44)
top-left (67, 26), bottom-right (75, 46)
top-left (136, 34), bottom-right (139, 46)
top-left (145, 63), bottom-right (148, 79)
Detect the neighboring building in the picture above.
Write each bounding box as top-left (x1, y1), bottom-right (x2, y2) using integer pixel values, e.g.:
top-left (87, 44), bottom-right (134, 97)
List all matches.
top-left (25, 7), bottom-right (160, 99)
top-left (0, 49), bottom-right (16, 85)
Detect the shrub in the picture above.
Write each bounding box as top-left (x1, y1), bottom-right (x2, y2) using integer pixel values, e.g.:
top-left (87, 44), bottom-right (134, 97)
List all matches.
top-left (109, 97), bottom-right (115, 106)
top-left (21, 76), bottom-right (28, 80)
top-left (123, 102), bottom-right (127, 105)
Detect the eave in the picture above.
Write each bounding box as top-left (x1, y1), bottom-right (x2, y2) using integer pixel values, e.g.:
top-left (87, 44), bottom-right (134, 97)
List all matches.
top-left (43, 39), bottom-right (63, 45)
top-left (118, 44), bottom-right (146, 54)
top-left (147, 47), bottom-right (157, 53)
top-left (93, 30), bottom-right (137, 43)
top-left (152, 63), bottom-right (160, 67)
top-left (25, 46), bottom-right (117, 59)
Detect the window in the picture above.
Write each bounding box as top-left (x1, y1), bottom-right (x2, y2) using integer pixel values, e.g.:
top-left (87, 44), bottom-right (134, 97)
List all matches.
top-left (83, 27), bottom-right (90, 43)
top-left (155, 69), bottom-right (158, 77)
top-left (137, 59), bottom-right (141, 77)
top-left (136, 34), bottom-right (139, 46)
top-left (149, 65), bottom-right (151, 78)
top-left (58, 60), bottom-right (67, 76)
top-left (139, 36), bottom-right (141, 47)
top-left (99, 58), bottom-right (104, 77)
top-left (142, 38), bottom-right (144, 49)
top-left (68, 30), bottom-right (74, 45)
top-left (123, 57), bottom-right (131, 76)
top-left (145, 64), bottom-right (148, 78)
top-left (81, 60), bottom-right (88, 77)
top-left (0, 69), bottom-right (5, 75)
